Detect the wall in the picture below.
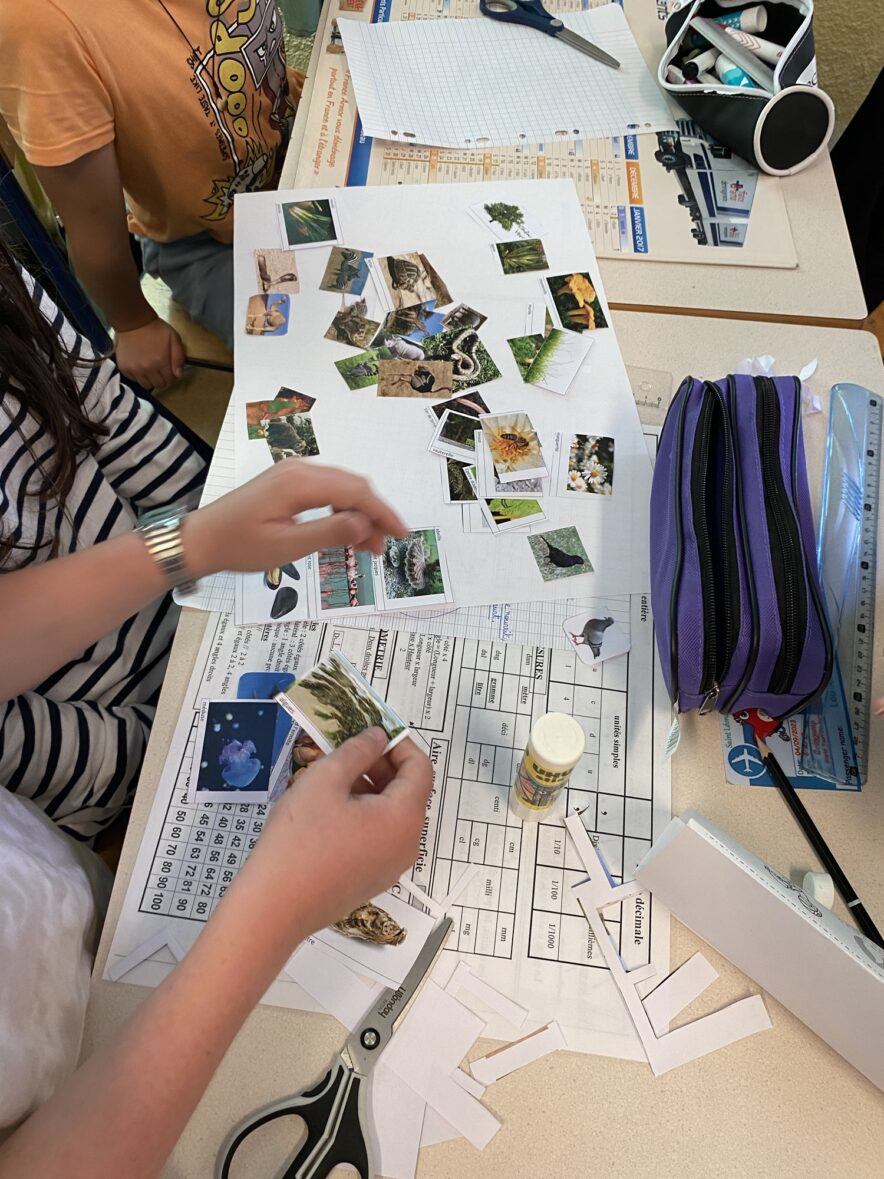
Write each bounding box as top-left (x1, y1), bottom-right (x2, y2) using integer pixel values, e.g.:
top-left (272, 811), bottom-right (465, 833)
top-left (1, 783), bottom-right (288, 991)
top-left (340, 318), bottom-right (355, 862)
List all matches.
top-left (813, 0), bottom-right (883, 134)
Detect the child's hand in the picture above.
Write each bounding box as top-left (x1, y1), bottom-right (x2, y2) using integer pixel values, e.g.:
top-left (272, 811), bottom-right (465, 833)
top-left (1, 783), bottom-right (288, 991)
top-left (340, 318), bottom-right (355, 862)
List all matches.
top-left (247, 729), bottom-right (433, 934)
top-left (183, 460), bottom-right (407, 578)
top-left (116, 317), bottom-right (186, 390)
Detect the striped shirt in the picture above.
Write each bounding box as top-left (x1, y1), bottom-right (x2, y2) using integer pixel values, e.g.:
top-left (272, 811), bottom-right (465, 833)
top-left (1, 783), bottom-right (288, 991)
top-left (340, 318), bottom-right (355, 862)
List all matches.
top-left (0, 277), bottom-right (206, 841)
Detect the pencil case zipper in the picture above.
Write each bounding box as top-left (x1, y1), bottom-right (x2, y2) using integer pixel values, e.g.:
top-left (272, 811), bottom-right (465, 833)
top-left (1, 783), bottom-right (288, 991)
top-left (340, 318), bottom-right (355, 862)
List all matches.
top-left (690, 381), bottom-right (741, 713)
top-left (752, 374), bottom-right (832, 712)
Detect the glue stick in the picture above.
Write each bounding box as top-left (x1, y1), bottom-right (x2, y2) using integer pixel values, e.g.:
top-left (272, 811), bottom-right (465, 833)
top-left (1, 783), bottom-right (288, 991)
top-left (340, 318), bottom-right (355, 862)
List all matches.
top-left (713, 5), bottom-right (767, 34)
top-left (510, 713), bottom-right (585, 821)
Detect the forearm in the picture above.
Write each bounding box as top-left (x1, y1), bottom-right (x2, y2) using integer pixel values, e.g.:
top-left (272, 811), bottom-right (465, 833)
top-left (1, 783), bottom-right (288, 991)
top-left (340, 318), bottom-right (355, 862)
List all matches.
top-left (0, 530), bottom-right (168, 700)
top-left (67, 223), bottom-right (156, 333)
top-left (0, 842), bottom-right (314, 1179)
top-left (34, 149), bottom-right (156, 333)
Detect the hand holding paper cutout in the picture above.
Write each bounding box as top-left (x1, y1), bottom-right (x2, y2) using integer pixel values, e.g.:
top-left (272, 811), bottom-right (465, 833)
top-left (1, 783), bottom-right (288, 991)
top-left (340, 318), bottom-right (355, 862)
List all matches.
top-left (253, 728), bottom-right (433, 931)
top-left (183, 459), bottom-right (407, 577)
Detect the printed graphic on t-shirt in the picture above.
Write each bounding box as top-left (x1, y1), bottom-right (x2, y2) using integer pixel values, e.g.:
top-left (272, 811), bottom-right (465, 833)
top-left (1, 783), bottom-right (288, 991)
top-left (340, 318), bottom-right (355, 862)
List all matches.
top-left (188, 0), bottom-right (293, 224)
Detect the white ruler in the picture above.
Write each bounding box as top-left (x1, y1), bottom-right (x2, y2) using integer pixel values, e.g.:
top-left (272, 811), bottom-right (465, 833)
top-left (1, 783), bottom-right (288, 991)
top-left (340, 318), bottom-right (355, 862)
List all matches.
top-left (801, 384), bottom-right (882, 784)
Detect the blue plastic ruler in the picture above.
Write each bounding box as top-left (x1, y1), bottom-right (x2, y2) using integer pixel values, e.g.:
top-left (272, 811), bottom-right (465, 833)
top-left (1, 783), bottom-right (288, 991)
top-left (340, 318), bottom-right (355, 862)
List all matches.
top-left (799, 383), bottom-right (882, 786)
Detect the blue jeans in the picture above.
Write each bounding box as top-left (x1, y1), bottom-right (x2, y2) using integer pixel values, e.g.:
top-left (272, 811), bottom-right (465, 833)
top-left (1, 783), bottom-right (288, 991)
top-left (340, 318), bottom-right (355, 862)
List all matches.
top-left (140, 232), bottom-right (234, 350)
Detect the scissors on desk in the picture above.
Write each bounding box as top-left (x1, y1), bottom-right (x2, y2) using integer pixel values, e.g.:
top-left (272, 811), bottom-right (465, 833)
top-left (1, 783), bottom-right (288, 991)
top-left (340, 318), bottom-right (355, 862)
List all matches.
top-left (216, 916), bottom-right (453, 1179)
top-left (480, 0), bottom-right (621, 69)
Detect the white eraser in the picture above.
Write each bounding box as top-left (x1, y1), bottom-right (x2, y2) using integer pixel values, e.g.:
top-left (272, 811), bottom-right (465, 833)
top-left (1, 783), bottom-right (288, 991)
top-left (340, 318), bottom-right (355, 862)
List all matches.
top-left (803, 871), bottom-right (835, 910)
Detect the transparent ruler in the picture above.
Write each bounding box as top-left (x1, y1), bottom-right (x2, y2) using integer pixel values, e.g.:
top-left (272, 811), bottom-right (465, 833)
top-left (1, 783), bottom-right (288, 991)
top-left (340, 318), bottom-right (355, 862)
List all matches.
top-left (800, 383), bottom-right (882, 785)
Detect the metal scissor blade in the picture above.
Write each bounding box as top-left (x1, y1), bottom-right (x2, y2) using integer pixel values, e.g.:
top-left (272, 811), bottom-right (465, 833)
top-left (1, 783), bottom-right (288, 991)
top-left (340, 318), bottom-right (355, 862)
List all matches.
top-left (345, 916), bottom-right (453, 1073)
top-left (555, 27), bottom-right (620, 69)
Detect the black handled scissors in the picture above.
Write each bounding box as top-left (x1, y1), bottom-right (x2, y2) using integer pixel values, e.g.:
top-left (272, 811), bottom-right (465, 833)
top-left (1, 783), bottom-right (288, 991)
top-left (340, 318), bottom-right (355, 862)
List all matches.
top-left (480, 0), bottom-right (620, 69)
top-left (216, 916), bottom-right (453, 1179)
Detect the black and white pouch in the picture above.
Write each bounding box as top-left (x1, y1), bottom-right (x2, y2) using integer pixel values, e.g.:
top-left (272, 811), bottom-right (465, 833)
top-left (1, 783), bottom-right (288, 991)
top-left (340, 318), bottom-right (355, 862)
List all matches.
top-left (658, 1), bottom-right (835, 175)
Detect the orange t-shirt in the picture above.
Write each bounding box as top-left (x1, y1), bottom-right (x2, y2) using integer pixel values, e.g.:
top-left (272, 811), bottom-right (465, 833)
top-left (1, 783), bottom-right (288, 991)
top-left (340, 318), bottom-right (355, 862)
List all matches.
top-left (0, 0), bottom-right (294, 243)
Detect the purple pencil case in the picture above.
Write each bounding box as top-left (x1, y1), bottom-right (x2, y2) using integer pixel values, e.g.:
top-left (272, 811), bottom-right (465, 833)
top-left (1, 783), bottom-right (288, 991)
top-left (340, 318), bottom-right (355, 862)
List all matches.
top-left (651, 373), bottom-right (832, 719)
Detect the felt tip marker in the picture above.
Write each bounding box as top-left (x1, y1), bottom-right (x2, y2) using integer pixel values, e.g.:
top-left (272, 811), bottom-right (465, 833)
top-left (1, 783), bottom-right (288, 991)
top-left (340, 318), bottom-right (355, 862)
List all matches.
top-left (719, 25), bottom-right (785, 66)
top-left (690, 16), bottom-right (775, 89)
top-left (681, 48), bottom-right (718, 79)
top-left (715, 54), bottom-right (759, 88)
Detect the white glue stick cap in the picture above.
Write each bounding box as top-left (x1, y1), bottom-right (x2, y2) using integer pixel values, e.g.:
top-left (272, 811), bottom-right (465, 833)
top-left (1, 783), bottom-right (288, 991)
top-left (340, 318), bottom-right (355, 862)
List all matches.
top-left (528, 712), bottom-right (586, 770)
top-left (803, 871), bottom-right (835, 910)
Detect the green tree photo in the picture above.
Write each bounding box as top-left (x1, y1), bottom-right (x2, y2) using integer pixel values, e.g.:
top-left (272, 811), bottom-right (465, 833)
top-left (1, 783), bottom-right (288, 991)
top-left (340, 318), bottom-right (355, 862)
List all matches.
top-left (483, 201), bottom-right (525, 232)
top-left (296, 653), bottom-right (406, 746)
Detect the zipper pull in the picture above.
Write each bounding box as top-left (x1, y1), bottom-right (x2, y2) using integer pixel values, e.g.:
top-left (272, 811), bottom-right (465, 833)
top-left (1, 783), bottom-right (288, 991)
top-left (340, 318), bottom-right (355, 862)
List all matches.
top-left (699, 683), bottom-right (720, 715)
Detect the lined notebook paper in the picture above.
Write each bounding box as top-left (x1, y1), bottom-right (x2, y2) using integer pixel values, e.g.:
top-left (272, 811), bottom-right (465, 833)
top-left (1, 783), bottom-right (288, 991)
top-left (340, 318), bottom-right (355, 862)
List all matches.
top-left (338, 5), bottom-right (674, 149)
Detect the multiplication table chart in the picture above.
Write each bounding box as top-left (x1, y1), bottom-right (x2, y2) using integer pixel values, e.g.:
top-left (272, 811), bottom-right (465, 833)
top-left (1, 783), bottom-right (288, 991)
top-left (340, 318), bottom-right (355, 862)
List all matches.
top-left (142, 733), bottom-right (267, 923)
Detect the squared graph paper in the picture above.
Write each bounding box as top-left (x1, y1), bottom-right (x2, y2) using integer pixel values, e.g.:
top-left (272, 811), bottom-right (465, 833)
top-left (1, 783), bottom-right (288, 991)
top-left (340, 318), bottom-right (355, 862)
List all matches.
top-left (338, 6), bottom-right (674, 148)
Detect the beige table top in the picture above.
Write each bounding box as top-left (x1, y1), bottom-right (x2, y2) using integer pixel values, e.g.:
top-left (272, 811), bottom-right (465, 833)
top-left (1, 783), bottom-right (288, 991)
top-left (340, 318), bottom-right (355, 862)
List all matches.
top-left (84, 314), bottom-right (884, 1177)
top-left (279, 2), bottom-right (866, 327)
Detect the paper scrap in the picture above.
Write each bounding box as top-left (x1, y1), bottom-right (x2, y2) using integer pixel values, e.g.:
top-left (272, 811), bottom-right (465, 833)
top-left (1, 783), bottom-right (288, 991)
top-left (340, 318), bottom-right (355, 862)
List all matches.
top-left (642, 953), bottom-right (719, 1037)
top-left (452, 1067), bottom-right (486, 1100)
top-left (396, 873), bottom-right (447, 920)
top-left (436, 862), bottom-right (482, 911)
top-left (381, 980), bottom-right (500, 1150)
top-left (369, 1064), bottom-right (426, 1179)
top-left (420, 1108), bottom-right (462, 1149)
top-left (105, 926), bottom-right (185, 982)
top-left (566, 811), bottom-right (772, 1075)
top-left (445, 961), bottom-right (528, 1029)
top-left (284, 938), bottom-right (381, 1030)
top-left (471, 1022), bottom-right (566, 1085)
top-left (411, 1070), bottom-right (500, 1150)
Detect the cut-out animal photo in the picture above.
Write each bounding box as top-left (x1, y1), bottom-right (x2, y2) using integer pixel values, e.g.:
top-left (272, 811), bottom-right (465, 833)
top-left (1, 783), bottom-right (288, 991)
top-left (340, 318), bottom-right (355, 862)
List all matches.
top-left (246, 390), bottom-right (315, 439)
top-left (254, 248), bottom-right (299, 294)
top-left (378, 359), bottom-right (453, 398)
top-left (193, 700), bottom-right (282, 804)
top-left (563, 610), bottom-right (630, 665)
top-left (527, 527), bottom-right (592, 582)
top-left (375, 252), bottom-right (440, 309)
top-left (262, 413), bottom-right (319, 462)
top-left (320, 246), bottom-right (373, 294)
top-left (335, 349), bottom-right (379, 389)
top-left (324, 298), bottom-right (381, 349)
top-left (244, 293), bottom-right (290, 336)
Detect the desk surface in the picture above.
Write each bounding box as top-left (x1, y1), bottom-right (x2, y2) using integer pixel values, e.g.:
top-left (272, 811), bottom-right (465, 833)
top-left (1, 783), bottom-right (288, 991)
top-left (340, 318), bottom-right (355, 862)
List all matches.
top-left (279, 1), bottom-right (865, 326)
top-left (84, 314), bottom-right (884, 1177)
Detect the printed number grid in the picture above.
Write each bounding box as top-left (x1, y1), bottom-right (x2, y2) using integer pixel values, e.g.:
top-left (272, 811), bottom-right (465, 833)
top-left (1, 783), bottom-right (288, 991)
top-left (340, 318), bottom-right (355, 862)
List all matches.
top-left (339, 10), bottom-right (674, 148)
top-left (529, 641), bottom-right (655, 970)
top-left (431, 639), bottom-right (533, 960)
top-left (139, 717), bottom-right (268, 923)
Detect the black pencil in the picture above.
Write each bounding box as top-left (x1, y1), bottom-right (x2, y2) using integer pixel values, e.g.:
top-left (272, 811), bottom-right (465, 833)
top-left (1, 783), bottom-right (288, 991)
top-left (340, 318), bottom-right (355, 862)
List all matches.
top-left (756, 737), bottom-right (883, 948)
